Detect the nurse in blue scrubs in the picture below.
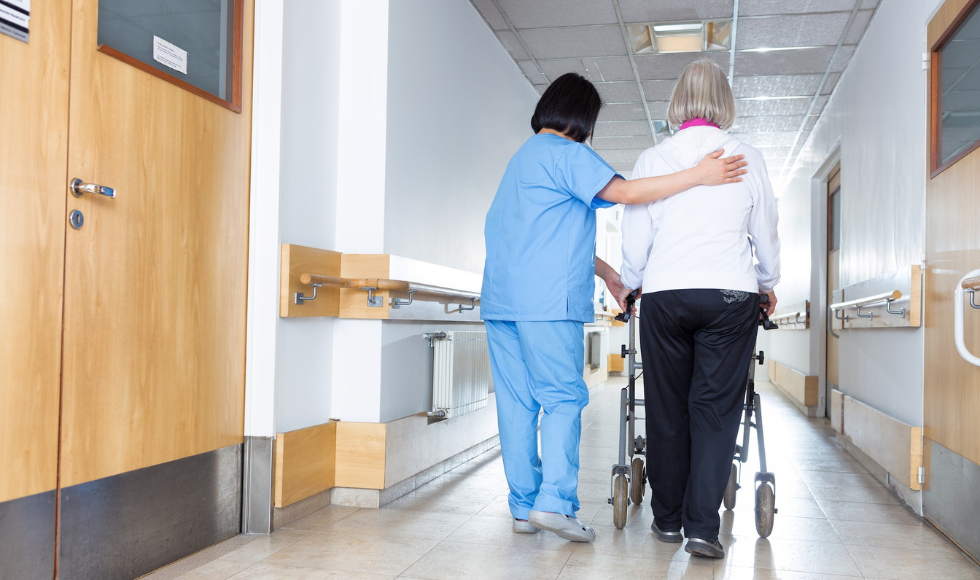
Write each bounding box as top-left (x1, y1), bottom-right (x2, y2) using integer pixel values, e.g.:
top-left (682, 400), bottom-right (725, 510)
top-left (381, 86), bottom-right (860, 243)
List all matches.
top-left (480, 72), bottom-right (749, 542)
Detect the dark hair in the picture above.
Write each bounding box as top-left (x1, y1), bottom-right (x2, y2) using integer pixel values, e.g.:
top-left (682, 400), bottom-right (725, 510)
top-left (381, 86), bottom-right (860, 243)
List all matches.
top-left (530, 73), bottom-right (602, 143)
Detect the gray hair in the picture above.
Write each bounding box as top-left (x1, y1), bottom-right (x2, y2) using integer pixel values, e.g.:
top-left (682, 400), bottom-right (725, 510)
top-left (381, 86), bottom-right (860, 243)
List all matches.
top-left (667, 60), bottom-right (737, 131)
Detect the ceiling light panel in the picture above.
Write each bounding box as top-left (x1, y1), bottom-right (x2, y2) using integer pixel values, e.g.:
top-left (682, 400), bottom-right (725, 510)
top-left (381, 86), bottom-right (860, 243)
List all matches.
top-left (598, 104), bottom-right (650, 122)
top-left (733, 74), bottom-right (823, 98)
top-left (496, 0), bottom-right (618, 28)
top-left (471, 0), bottom-right (508, 29)
top-left (735, 13), bottom-right (852, 50)
top-left (591, 135), bottom-right (656, 149)
top-left (737, 98), bottom-right (812, 117)
top-left (731, 116), bottom-right (806, 133)
top-left (594, 81), bottom-right (643, 103)
top-left (618, 0), bottom-right (733, 23)
top-left (635, 52), bottom-right (729, 79)
top-left (734, 47), bottom-right (836, 76)
top-left (627, 19), bottom-right (732, 54)
top-left (845, 10), bottom-right (874, 44)
top-left (593, 121), bottom-right (651, 137)
top-left (495, 30), bottom-right (529, 59)
top-left (738, 0), bottom-right (856, 16)
top-left (519, 25), bottom-right (628, 59)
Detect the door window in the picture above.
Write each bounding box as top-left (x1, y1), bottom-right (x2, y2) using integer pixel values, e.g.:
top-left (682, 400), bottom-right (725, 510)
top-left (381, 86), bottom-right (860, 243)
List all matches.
top-left (932, 0), bottom-right (980, 174)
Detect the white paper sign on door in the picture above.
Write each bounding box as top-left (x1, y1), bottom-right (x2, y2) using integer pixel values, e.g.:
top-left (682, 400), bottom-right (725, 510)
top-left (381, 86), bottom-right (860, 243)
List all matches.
top-left (152, 36), bottom-right (188, 75)
top-left (0, 0), bottom-right (30, 43)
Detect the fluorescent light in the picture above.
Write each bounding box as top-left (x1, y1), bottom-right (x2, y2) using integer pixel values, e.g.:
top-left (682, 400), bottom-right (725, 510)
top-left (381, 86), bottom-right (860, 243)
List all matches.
top-left (626, 19), bottom-right (733, 55)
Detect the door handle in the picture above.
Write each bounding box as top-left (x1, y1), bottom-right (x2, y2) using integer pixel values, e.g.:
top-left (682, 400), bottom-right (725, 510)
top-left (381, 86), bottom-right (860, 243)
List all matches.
top-left (954, 269), bottom-right (980, 367)
top-left (70, 178), bottom-right (116, 199)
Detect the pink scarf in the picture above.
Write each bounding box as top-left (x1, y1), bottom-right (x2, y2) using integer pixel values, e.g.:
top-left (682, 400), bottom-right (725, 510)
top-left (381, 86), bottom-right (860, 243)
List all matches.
top-left (678, 118), bottom-right (720, 130)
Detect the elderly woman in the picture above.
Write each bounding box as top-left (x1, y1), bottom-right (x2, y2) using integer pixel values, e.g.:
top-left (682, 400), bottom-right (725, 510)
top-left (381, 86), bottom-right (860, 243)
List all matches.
top-left (620, 60), bottom-right (781, 558)
top-left (482, 72), bottom-right (748, 543)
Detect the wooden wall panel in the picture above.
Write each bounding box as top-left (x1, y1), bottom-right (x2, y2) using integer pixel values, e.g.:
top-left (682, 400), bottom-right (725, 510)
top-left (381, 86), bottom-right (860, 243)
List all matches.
top-left (58, 0), bottom-right (255, 487)
top-left (274, 422), bottom-right (337, 508)
top-left (280, 244), bottom-right (342, 317)
top-left (335, 422), bottom-right (386, 490)
top-left (925, 0), bottom-right (980, 468)
top-left (608, 354), bottom-right (624, 373)
top-left (844, 395), bottom-right (921, 490)
top-left (0, 1), bottom-right (72, 503)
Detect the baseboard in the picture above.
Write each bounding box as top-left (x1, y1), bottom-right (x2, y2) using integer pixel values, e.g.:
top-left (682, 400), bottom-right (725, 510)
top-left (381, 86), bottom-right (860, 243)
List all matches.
top-left (768, 360), bottom-right (819, 417)
top-left (837, 436), bottom-right (921, 513)
top-left (0, 490), bottom-right (55, 580)
top-left (272, 487), bottom-right (333, 530)
top-left (771, 381), bottom-right (819, 418)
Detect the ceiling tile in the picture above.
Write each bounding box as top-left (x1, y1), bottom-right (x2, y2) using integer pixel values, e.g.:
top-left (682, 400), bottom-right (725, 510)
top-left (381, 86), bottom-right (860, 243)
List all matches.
top-left (595, 81), bottom-right (642, 103)
top-left (830, 45), bottom-right (856, 72)
top-left (734, 131), bottom-right (800, 147)
top-left (592, 135), bottom-right (655, 149)
top-left (598, 104), bottom-right (649, 122)
top-left (804, 115), bottom-right (820, 131)
top-left (496, 0), bottom-right (618, 28)
top-left (470, 0), bottom-right (508, 30)
top-left (732, 74), bottom-right (822, 98)
top-left (496, 30), bottom-right (528, 60)
top-left (734, 47), bottom-right (834, 76)
top-left (533, 84), bottom-right (549, 95)
top-left (516, 60), bottom-right (546, 82)
top-left (753, 146), bottom-right (793, 158)
top-left (618, 0), bottom-right (733, 23)
top-left (538, 57), bottom-right (635, 82)
top-left (635, 52), bottom-right (729, 80)
top-left (596, 148), bottom-right (650, 163)
top-left (641, 79), bottom-right (678, 101)
top-left (593, 121), bottom-right (650, 137)
top-left (821, 72), bottom-right (841, 94)
top-left (739, 0), bottom-right (855, 16)
top-left (811, 95), bottom-right (830, 114)
top-left (845, 10), bottom-right (874, 44)
top-left (736, 13), bottom-right (852, 50)
top-left (611, 160), bottom-right (635, 172)
top-left (731, 116), bottom-right (805, 133)
top-left (646, 101), bottom-right (669, 119)
top-left (737, 97), bottom-right (812, 117)
top-left (520, 26), bottom-right (627, 59)
top-left (862, 0), bottom-right (880, 9)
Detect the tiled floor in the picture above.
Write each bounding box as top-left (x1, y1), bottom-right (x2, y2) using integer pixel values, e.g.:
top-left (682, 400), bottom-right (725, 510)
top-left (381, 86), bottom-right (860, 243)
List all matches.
top-left (148, 379), bottom-right (980, 580)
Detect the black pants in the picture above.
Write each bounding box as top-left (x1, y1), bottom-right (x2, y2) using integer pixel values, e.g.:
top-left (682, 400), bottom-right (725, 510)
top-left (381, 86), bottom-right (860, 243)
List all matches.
top-left (640, 289), bottom-right (759, 542)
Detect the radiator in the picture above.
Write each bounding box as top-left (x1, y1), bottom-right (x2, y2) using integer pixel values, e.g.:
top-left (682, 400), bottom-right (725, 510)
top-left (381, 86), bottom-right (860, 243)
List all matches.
top-left (587, 331), bottom-right (602, 370)
top-left (431, 331), bottom-right (492, 418)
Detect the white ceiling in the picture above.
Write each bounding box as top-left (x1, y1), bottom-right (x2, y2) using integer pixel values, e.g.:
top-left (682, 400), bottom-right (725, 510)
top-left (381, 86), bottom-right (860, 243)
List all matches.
top-left (470, 0), bottom-right (880, 184)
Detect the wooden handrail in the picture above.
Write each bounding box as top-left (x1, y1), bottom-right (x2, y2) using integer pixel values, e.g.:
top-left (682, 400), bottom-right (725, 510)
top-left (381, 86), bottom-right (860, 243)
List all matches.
top-left (830, 290), bottom-right (902, 311)
top-left (961, 276), bottom-right (980, 291)
top-left (300, 273), bottom-right (480, 302)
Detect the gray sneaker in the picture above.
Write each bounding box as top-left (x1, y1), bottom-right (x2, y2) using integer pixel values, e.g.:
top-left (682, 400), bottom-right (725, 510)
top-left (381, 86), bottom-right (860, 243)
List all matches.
top-left (685, 537), bottom-right (725, 559)
top-left (513, 519), bottom-right (539, 534)
top-left (528, 510), bottom-right (596, 542)
top-left (651, 521), bottom-right (683, 543)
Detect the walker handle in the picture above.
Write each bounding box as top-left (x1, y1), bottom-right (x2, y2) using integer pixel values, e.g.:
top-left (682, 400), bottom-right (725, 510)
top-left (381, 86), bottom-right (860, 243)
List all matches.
top-left (615, 291), bottom-right (639, 322)
top-left (759, 294), bottom-right (778, 330)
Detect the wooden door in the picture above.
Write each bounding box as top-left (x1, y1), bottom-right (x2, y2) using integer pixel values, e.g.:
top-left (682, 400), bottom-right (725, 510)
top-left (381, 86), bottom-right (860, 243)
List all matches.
top-left (0, 3), bottom-right (72, 577)
top-left (924, 0), bottom-right (980, 562)
top-left (826, 165), bottom-right (841, 413)
top-left (56, 0), bottom-right (254, 576)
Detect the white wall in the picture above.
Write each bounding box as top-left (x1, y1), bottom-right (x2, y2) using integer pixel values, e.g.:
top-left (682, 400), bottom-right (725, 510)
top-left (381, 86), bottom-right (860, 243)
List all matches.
top-left (771, 0), bottom-right (941, 426)
top-left (383, 0), bottom-right (539, 274)
top-left (274, 0), bottom-right (342, 433)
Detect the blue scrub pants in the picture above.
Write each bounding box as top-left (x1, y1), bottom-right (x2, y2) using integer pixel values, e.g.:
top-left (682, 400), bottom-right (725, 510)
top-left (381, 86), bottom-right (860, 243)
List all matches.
top-left (484, 319), bottom-right (589, 520)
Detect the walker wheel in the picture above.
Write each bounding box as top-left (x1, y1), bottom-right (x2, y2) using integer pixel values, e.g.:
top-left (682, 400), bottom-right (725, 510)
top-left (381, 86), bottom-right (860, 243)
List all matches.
top-left (613, 474), bottom-right (628, 529)
top-left (723, 463), bottom-right (738, 510)
top-left (755, 481), bottom-right (776, 538)
top-left (629, 457), bottom-right (646, 505)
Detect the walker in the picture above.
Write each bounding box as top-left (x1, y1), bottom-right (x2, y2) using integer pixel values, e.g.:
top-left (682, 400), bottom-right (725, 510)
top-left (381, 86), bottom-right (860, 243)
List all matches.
top-left (608, 293), bottom-right (779, 537)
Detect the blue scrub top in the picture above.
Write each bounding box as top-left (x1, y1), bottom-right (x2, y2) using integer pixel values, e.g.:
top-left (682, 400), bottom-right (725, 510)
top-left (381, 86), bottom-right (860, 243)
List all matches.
top-left (481, 133), bottom-right (620, 323)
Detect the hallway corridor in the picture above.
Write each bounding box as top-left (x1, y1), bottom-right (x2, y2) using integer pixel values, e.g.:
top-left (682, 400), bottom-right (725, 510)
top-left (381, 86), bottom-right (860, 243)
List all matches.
top-left (147, 378), bottom-right (980, 580)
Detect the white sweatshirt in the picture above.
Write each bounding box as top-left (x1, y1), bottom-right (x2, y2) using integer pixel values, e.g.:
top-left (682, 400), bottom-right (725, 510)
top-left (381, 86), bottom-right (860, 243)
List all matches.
top-left (620, 126), bottom-right (781, 294)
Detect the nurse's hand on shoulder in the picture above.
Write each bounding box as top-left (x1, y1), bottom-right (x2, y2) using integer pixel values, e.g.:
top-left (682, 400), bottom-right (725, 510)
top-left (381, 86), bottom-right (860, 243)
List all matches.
top-left (697, 150), bottom-right (748, 186)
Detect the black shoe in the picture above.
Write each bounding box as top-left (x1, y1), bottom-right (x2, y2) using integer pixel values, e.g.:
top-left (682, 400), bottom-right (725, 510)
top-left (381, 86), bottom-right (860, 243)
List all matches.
top-left (651, 521), bottom-right (683, 543)
top-left (685, 537), bottom-right (725, 559)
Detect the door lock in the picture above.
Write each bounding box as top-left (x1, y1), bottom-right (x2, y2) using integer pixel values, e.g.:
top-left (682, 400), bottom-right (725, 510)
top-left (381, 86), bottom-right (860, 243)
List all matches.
top-left (69, 210), bottom-right (84, 229)
top-left (70, 178), bottom-right (116, 199)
